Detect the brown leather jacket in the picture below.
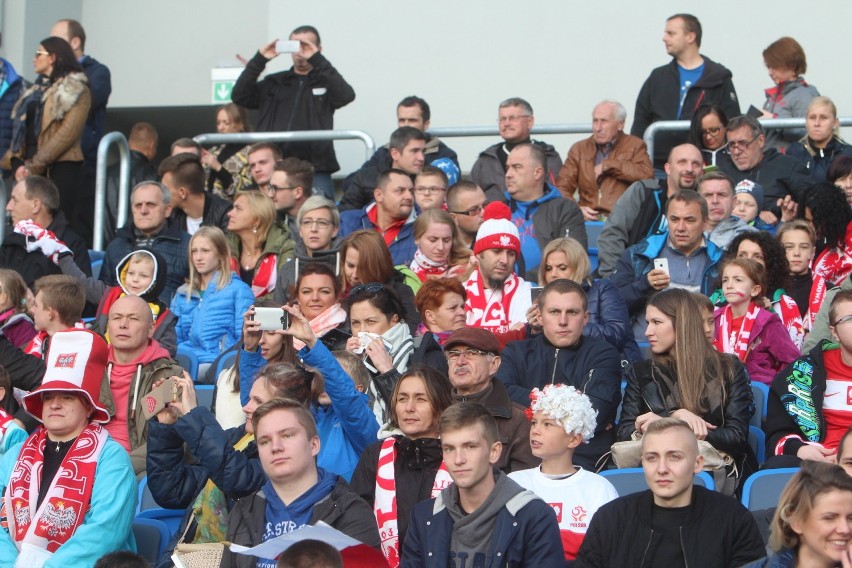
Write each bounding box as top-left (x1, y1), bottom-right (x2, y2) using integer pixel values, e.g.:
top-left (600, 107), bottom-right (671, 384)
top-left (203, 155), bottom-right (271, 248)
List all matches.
top-left (556, 132), bottom-right (653, 215)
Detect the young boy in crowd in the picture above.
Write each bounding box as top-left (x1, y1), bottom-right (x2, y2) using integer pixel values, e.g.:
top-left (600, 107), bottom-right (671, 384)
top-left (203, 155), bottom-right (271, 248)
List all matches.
top-left (0, 367), bottom-right (26, 454)
top-left (24, 274), bottom-right (86, 357)
top-left (508, 384), bottom-right (618, 561)
top-left (777, 220), bottom-right (817, 324)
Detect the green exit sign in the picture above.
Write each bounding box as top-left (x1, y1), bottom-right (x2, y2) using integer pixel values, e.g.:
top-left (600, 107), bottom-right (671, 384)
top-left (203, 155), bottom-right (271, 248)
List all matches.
top-left (210, 67), bottom-right (243, 104)
top-left (212, 80), bottom-right (234, 103)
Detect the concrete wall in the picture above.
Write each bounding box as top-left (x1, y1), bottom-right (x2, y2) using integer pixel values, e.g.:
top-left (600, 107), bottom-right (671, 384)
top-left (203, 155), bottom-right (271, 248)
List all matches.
top-left (4, 0), bottom-right (851, 176)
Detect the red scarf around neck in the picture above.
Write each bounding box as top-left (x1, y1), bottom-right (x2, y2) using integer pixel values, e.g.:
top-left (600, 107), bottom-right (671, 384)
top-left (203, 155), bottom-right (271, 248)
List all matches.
top-left (714, 302), bottom-right (760, 362)
top-left (464, 269), bottom-right (521, 333)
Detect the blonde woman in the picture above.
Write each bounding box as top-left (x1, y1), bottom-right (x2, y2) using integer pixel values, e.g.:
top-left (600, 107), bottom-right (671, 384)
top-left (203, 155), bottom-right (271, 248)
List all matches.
top-left (787, 96), bottom-right (852, 183)
top-left (409, 209), bottom-right (471, 281)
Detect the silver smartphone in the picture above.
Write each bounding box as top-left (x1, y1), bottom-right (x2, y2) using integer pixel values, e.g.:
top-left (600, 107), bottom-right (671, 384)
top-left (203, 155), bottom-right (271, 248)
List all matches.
top-left (653, 258), bottom-right (669, 275)
top-left (276, 40), bottom-right (301, 53)
top-left (252, 307), bottom-right (289, 331)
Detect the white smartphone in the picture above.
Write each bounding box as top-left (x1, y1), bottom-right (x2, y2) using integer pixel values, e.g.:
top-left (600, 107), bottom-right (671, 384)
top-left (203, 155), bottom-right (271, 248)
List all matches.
top-left (252, 307), bottom-right (289, 331)
top-left (653, 258), bottom-right (669, 275)
top-left (276, 40), bottom-right (301, 53)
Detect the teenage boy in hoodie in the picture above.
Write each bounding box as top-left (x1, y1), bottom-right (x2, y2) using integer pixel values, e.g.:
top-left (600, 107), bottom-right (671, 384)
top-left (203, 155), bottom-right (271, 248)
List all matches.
top-left (99, 294), bottom-right (183, 474)
top-left (504, 144), bottom-right (586, 282)
top-left (402, 402), bottom-right (564, 568)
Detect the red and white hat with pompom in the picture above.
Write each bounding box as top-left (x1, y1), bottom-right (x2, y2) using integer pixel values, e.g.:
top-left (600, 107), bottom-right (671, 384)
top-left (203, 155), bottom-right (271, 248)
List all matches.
top-left (473, 202), bottom-right (520, 255)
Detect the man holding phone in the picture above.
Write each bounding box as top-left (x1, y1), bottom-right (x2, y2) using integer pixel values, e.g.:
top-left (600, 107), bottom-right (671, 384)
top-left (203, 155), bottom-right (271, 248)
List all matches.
top-left (232, 25), bottom-right (355, 200)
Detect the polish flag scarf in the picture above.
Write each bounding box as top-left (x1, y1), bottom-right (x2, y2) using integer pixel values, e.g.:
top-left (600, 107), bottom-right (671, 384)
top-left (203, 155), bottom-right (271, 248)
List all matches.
top-left (714, 302), bottom-right (760, 362)
top-left (409, 249), bottom-right (450, 282)
top-left (250, 253), bottom-right (277, 298)
top-left (374, 437), bottom-right (452, 567)
top-left (464, 269), bottom-right (521, 333)
top-left (772, 292), bottom-right (805, 350)
top-left (813, 223), bottom-right (852, 291)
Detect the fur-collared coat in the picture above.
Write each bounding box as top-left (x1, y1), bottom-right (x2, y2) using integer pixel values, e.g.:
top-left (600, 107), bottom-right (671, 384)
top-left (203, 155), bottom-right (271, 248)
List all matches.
top-left (1, 71), bottom-right (90, 174)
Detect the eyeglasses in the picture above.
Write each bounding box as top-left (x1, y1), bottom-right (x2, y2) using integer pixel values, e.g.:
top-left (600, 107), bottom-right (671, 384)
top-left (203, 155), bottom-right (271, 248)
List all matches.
top-left (446, 349), bottom-right (491, 361)
top-left (832, 314), bottom-right (852, 327)
top-left (451, 204), bottom-right (484, 217)
top-left (728, 136), bottom-right (759, 152)
top-left (300, 218), bottom-right (333, 229)
top-left (349, 282), bottom-right (385, 295)
top-left (498, 115), bottom-right (531, 124)
top-left (414, 185), bottom-right (447, 195)
top-left (701, 127), bottom-right (722, 137)
top-left (34, 50), bottom-right (49, 58)
top-left (267, 184), bottom-right (298, 193)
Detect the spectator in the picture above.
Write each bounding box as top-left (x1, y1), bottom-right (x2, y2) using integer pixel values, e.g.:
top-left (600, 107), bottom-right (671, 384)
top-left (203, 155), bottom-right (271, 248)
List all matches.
top-left (509, 384), bottom-right (618, 561)
top-left (743, 461), bottom-right (852, 568)
top-left (273, 195), bottom-right (342, 306)
top-left (0, 329), bottom-right (136, 566)
top-left (3, 37), bottom-right (91, 241)
top-left (226, 190), bottom-right (295, 298)
top-left (412, 278), bottom-right (466, 376)
top-left (245, 142), bottom-right (281, 192)
top-left (778, 220), bottom-right (817, 322)
top-left (402, 402), bottom-right (565, 567)
top-left (338, 230), bottom-right (420, 331)
top-left (698, 170), bottom-right (757, 251)
top-left (556, 100), bottom-right (653, 220)
top-left (103, 122), bottom-right (158, 243)
top-left (766, 290), bottom-right (852, 468)
top-left (687, 104), bottom-right (731, 167)
top-left (2, 175), bottom-right (90, 287)
top-left (0, 269), bottom-right (35, 348)
top-left (807, 182), bottom-right (852, 303)
top-left (100, 294), bottom-right (183, 474)
top-left (350, 367), bottom-right (454, 564)
top-left (24, 274), bottom-right (86, 358)
top-left (760, 36), bottom-right (819, 149)
top-left (0, 335), bottom-right (44, 430)
top-left (409, 209), bottom-right (471, 283)
top-left (497, 279), bottom-right (622, 469)
top-left (160, 152), bottom-right (232, 235)
top-left (630, 14), bottom-right (740, 170)
top-left (200, 103), bottom-right (253, 198)
top-left (232, 25), bottom-right (355, 199)
top-left (596, 143), bottom-right (704, 277)
top-left (504, 143), bottom-right (587, 281)
top-left (171, 227), bottom-right (255, 374)
top-left (268, 157), bottom-right (314, 244)
top-left (610, 190), bottom-right (722, 338)
top-left (339, 169), bottom-right (418, 266)
top-left (713, 258), bottom-right (800, 385)
top-left (339, 127), bottom-right (425, 213)
top-left (787, 96), bottom-right (852, 183)
top-left (534, 237), bottom-right (641, 362)
top-left (619, 289), bottom-right (754, 492)
top-left (462, 202), bottom-right (532, 333)
top-left (170, 137), bottom-right (202, 156)
top-left (277, 540), bottom-right (342, 568)
top-left (100, 181), bottom-right (190, 303)
top-left (576, 418), bottom-right (764, 567)
top-left (731, 179), bottom-right (770, 230)
top-left (471, 97), bottom-right (563, 202)
top-left (0, 58), bottom-right (23, 176)
top-left (0, 366), bottom-right (26, 454)
top-left (829, 155), bottom-right (852, 206)
top-left (444, 327), bottom-right (536, 473)
top-left (446, 181), bottom-right (486, 250)
top-left (222, 399), bottom-right (380, 568)
top-left (720, 115), bottom-right (812, 226)
top-left (413, 166), bottom-right (449, 211)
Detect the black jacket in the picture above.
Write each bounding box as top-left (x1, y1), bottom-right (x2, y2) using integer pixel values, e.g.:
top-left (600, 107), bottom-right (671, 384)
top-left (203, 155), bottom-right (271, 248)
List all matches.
top-left (80, 55), bottom-right (111, 164)
top-left (169, 192), bottom-right (233, 235)
top-left (786, 136), bottom-right (852, 184)
top-left (231, 51), bottom-right (355, 173)
top-left (618, 358), bottom-right (754, 465)
top-left (631, 56), bottom-right (740, 168)
top-left (0, 336), bottom-right (44, 429)
top-left (104, 150), bottom-right (158, 243)
top-left (575, 487), bottom-right (765, 568)
top-left (350, 436), bottom-right (443, 550)
top-left (720, 148), bottom-right (812, 215)
top-left (0, 212), bottom-right (91, 288)
top-left (410, 331), bottom-right (448, 377)
top-left (222, 477), bottom-right (381, 568)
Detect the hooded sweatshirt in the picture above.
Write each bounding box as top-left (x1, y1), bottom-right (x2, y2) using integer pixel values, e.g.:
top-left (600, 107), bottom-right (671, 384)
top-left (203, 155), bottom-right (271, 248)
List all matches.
top-left (104, 340), bottom-right (171, 450)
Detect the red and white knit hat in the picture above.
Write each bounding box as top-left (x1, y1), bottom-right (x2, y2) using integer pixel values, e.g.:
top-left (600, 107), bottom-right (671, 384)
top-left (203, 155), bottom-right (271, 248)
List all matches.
top-left (22, 329), bottom-right (111, 423)
top-left (473, 202), bottom-right (520, 255)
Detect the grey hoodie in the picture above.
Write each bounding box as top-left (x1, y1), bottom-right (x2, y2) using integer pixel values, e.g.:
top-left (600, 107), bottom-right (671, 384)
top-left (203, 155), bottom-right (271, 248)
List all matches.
top-left (707, 216), bottom-right (758, 251)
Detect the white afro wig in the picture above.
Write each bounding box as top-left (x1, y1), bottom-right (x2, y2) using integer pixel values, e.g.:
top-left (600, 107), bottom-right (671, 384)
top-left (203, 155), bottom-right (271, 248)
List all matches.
top-left (528, 384), bottom-right (597, 442)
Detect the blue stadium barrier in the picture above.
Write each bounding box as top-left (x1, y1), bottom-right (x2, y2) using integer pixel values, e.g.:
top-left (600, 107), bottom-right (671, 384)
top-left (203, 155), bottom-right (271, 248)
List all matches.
top-left (750, 382), bottom-right (769, 429)
top-left (175, 346), bottom-right (199, 381)
top-left (749, 426), bottom-right (766, 465)
top-left (132, 517), bottom-right (170, 564)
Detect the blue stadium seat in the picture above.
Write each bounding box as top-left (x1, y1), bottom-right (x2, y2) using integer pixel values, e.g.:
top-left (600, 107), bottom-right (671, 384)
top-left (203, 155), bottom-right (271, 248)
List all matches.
top-left (750, 382), bottom-right (769, 429)
top-left (748, 425), bottom-right (766, 465)
top-left (137, 476), bottom-right (160, 513)
top-left (132, 518), bottom-right (170, 565)
top-left (585, 221), bottom-right (604, 249)
top-left (136, 507), bottom-right (185, 538)
top-left (741, 468), bottom-right (799, 511)
top-left (89, 249), bottom-right (105, 280)
top-left (175, 346), bottom-right (199, 381)
top-left (213, 349), bottom-right (238, 383)
top-left (615, 380), bottom-right (627, 424)
top-left (588, 247), bottom-right (599, 272)
top-left (196, 384), bottom-right (215, 410)
top-left (601, 467), bottom-right (714, 497)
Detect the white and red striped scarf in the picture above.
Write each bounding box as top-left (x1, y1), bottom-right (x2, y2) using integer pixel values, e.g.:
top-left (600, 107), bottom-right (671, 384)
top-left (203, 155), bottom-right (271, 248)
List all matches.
top-left (251, 253), bottom-right (277, 298)
top-left (374, 437), bottom-right (452, 567)
top-left (463, 269), bottom-right (521, 333)
top-left (22, 321), bottom-right (87, 359)
top-left (813, 223), bottom-right (852, 294)
top-left (772, 293), bottom-right (805, 350)
top-left (3, 423), bottom-right (107, 560)
top-left (714, 302), bottom-right (760, 362)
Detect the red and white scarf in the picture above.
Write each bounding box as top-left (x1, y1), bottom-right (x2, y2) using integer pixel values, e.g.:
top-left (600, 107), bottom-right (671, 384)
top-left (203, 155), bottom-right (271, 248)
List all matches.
top-left (813, 223), bottom-right (852, 292)
top-left (0, 408), bottom-right (14, 443)
top-left (714, 302), bottom-right (760, 362)
top-left (464, 269), bottom-right (521, 333)
top-left (409, 250), bottom-right (450, 282)
top-left (292, 303), bottom-right (347, 351)
top-left (808, 273), bottom-right (830, 330)
top-left (374, 437), bottom-right (453, 567)
top-left (3, 423), bottom-right (107, 557)
top-left (22, 321), bottom-right (87, 359)
top-left (251, 253), bottom-right (278, 298)
top-left (772, 293), bottom-right (805, 350)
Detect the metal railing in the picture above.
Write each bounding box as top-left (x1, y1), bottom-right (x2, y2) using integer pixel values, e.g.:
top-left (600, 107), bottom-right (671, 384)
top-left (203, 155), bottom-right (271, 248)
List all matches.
top-left (193, 129), bottom-right (377, 161)
top-left (93, 132), bottom-right (131, 251)
top-left (428, 123), bottom-right (592, 138)
top-left (643, 117), bottom-right (852, 161)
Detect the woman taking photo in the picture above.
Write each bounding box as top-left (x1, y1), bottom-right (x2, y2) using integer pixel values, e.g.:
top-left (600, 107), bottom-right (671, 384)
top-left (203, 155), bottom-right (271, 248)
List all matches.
top-left (2, 37), bottom-right (90, 226)
top-left (760, 36), bottom-right (819, 149)
top-left (787, 97), bottom-right (852, 183)
top-left (226, 190), bottom-right (294, 299)
top-left (409, 209), bottom-right (471, 282)
top-left (688, 104), bottom-right (730, 167)
top-left (171, 227), bottom-right (255, 376)
top-left (536, 237), bottom-right (641, 362)
top-left (200, 102), bottom-right (254, 197)
top-left (274, 195), bottom-right (342, 306)
top-left (412, 277), bottom-right (467, 375)
top-left (351, 366), bottom-right (454, 565)
top-left (618, 288), bottom-right (754, 493)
